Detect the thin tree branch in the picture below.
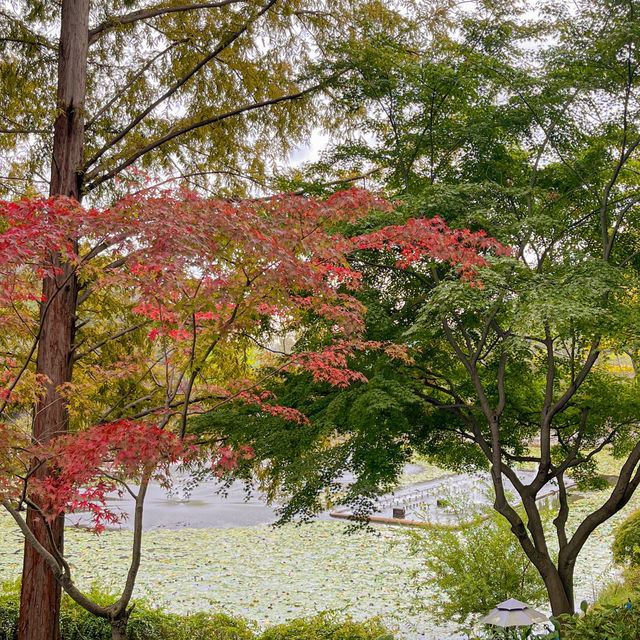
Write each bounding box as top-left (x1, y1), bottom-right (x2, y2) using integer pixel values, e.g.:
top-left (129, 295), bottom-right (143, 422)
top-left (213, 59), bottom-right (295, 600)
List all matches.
top-left (0, 128), bottom-right (51, 135)
top-left (85, 81), bottom-right (323, 192)
top-left (111, 477), bottom-right (148, 616)
top-left (84, 0), bottom-right (279, 173)
top-left (85, 40), bottom-right (188, 130)
top-left (88, 0), bottom-right (248, 45)
top-left (73, 322), bottom-right (149, 361)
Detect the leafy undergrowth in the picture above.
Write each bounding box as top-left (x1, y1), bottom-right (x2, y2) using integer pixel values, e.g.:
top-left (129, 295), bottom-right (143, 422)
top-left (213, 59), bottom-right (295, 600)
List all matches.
top-left (0, 589), bottom-right (393, 640)
top-left (560, 601), bottom-right (640, 640)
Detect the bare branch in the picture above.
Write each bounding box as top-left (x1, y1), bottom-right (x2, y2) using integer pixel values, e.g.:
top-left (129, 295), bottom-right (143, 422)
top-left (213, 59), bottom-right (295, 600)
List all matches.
top-left (111, 477), bottom-right (148, 616)
top-left (85, 82), bottom-right (322, 192)
top-left (561, 441), bottom-right (640, 568)
top-left (0, 128), bottom-right (51, 135)
top-left (3, 500), bottom-right (63, 576)
top-left (88, 0), bottom-right (248, 45)
top-left (73, 322), bottom-right (149, 361)
top-left (85, 40), bottom-right (188, 130)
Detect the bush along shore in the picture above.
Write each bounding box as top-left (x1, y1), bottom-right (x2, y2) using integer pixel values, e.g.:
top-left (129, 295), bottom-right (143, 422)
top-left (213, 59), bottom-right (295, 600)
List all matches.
top-left (3, 588), bottom-right (640, 640)
top-left (0, 588), bottom-right (393, 640)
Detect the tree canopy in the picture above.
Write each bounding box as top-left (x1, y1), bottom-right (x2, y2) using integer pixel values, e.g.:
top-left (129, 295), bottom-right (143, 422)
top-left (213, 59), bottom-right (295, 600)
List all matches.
top-left (0, 186), bottom-right (389, 639)
top-left (197, 0), bottom-right (640, 619)
top-left (0, 184), bottom-right (503, 637)
top-left (0, 0), bottom-right (402, 200)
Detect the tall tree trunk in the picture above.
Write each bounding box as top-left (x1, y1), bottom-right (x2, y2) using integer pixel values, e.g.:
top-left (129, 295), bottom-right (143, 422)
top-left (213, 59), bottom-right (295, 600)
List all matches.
top-left (49, 0), bottom-right (90, 201)
top-left (18, 2), bottom-right (89, 639)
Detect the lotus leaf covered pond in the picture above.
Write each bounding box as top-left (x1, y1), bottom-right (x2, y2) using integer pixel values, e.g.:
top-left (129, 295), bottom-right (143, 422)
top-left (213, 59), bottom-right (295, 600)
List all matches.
top-left (0, 463), bottom-right (636, 640)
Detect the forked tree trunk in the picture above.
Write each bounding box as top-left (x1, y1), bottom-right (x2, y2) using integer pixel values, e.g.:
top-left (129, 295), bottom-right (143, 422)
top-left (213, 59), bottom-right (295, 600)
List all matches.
top-left (492, 469), bottom-right (576, 626)
top-left (18, 2), bottom-right (89, 639)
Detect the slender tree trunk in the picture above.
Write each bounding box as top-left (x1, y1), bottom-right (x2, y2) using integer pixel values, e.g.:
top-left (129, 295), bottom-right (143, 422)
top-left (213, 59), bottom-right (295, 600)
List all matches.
top-left (18, 2), bottom-right (89, 639)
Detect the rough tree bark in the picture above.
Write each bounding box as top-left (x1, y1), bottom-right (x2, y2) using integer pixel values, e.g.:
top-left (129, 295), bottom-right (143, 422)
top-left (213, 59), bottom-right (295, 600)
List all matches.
top-left (18, 2), bottom-right (89, 639)
top-left (110, 616), bottom-right (131, 640)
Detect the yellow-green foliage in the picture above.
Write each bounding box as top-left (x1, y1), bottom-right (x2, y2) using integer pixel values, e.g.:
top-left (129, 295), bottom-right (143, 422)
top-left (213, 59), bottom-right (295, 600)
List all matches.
top-left (0, 1), bottom-right (404, 200)
top-left (613, 510), bottom-right (640, 567)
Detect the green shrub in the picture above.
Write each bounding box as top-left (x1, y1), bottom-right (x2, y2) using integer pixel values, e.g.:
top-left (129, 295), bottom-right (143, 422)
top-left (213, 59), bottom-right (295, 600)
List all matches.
top-left (259, 614), bottom-right (391, 640)
top-left (0, 583), bottom-right (257, 640)
top-left (0, 585), bottom-right (391, 640)
top-left (406, 511), bottom-right (548, 623)
top-left (0, 593), bottom-right (18, 640)
top-left (60, 606), bottom-right (111, 640)
top-left (463, 627), bottom-right (558, 640)
top-left (596, 577), bottom-right (636, 608)
top-left (613, 510), bottom-right (640, 566)
top-left (127, 610), bottom-right (255, 640)
top-left (560, 602), bottom-right (640, 640)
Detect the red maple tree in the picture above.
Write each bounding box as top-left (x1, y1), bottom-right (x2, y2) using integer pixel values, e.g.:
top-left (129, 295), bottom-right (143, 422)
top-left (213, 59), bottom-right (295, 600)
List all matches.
top-left (0, 187), bottom-right (504, 639)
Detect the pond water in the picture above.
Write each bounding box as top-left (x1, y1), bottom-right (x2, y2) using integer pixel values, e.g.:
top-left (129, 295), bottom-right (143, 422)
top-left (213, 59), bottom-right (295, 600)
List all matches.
top-left (68, 462), bottom-right (434, 530)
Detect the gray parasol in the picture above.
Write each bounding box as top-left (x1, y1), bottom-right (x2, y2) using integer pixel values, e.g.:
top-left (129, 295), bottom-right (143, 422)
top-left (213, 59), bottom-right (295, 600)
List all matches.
top-left (479, 599), bottom-right (549, 627)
